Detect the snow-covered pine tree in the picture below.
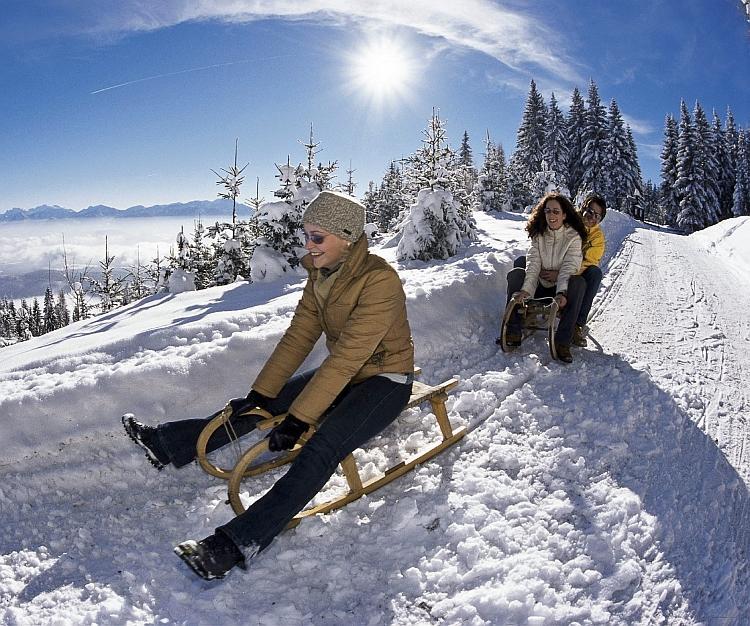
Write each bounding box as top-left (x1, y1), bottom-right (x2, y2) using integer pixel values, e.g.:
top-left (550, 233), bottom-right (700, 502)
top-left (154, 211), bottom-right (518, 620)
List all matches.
top-left (17, 302), bottom-right (32, 341)
top-left (528, 160), bottom-right (570, 204)
top-left (189, 219), bottom-right (215, 290)
top-left (579, 79), bottom-right (609, 198)
top-left (0, 299), bottom-right (16, 342)
top-left (642, 180), bottom-right (663, 223)
top-left (209, 141), bottom-right (256, 284)
top-left (732, 128), bottom-right (750, 217)
top-left (250, 149), bottom-right (323, 282)
top-left (55, 290), bottom-right (70, 328)
top-left (362, 180), bottom-right (380, 227)
top-left (624, 126), bottom-right (645, 208)
top-left (458, 130), bottom-right (478, 205)
top-left (566, 87), bottom-right (587, 197)
top-left (602, 99), bottom-right (630, 211)
top-left (674, 100), bottom-right (706, 233)
top-left (543, 93), bottom-right (570, 189)
top-left (507, 79), bottom-right (548, 210)
top-left (91, 236), bottom-right (125, 313)
top-left (377, 161), bottom-right (409, 232)
top-left (693, 102), bottom-right (721, 227)
top-left (715, 109), bottom-right (737, 220)
top-left (42, 287), bottom-right (58, 334)
top-left (659, 114), bottom-right (680, 226)
top-left (166, 228), bottom-right (197, 293)
top-left (397, 109), bottom-right (475, 261)
top-left (340, 161), bottom-right (357, 196)
top-left (473, 132), bottom-right (508, 212)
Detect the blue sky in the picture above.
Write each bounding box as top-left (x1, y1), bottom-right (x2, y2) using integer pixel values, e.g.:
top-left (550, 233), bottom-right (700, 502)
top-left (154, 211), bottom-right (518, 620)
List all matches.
top-left (1, 1), bottom-right (749, 212)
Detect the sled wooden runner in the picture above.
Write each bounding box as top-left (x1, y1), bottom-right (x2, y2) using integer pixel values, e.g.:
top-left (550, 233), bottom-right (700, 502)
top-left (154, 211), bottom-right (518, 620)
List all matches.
top-left (197, 367), bottom-right (424, 479)
top-left (225, 376), bottom-right (465, 524)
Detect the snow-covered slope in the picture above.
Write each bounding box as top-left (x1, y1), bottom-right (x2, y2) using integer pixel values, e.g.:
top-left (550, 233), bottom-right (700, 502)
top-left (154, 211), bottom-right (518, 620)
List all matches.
top-left (1, 212), bottom-right (749, 625)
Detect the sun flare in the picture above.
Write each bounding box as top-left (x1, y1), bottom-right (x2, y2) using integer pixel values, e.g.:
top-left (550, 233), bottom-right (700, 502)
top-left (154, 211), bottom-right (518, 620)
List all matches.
top-left (349, 37), bottom-right (415, 103)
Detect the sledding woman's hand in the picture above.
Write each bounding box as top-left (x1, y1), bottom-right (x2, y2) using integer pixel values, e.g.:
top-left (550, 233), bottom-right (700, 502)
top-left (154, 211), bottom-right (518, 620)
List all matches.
top-left (268, 414), bottom-right (309, 451)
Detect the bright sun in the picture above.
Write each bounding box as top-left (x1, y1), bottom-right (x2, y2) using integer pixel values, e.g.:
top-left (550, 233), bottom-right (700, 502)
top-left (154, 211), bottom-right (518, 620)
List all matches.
top-left (349, 37), bottom-right (414, 103)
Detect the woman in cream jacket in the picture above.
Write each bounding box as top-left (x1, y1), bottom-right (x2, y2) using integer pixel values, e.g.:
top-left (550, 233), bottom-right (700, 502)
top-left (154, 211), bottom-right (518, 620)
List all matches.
top-left (505, 192), bottom-right (588, 362)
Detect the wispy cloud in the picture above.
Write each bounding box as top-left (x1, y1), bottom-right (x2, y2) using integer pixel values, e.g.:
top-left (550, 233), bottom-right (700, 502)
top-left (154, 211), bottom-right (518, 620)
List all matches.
top-left (70, 0), bottom-right (584, 84)
top-left (622, 114), bottom-right (656, 136)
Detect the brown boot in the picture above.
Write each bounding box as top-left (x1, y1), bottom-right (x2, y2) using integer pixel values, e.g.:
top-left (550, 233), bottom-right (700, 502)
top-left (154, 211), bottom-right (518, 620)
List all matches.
top-left (555, 343), bottom-right (573, 363)
top-left (572, 324), bottom-right (588, 347)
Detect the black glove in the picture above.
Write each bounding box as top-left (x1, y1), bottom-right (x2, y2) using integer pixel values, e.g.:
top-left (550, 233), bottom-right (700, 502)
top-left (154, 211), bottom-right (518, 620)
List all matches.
top-left (268, 414), bottom-right (309, 452)
top-left (227, 389), bottom-right (269, 418)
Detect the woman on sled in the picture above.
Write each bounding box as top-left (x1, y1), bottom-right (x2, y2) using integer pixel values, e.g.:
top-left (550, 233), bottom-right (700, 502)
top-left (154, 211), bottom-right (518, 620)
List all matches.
top-left (504, 191), bottom-right (587, 363)
top-left (123, 190), bottom-right (414, 580)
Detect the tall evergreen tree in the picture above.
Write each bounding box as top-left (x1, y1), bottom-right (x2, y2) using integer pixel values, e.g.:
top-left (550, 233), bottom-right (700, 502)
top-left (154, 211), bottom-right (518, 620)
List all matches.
top-left (543, 93), bottom-right (570, 187)
top-left (660, 114), bottom-right (681, 226)
top-left (566, 87), bottom-right (587, 196)
top-left (732, 128), bottom-right (750, 217)
top-left (674, 100), bottom-right (705, 232)
top-left (458, 130), bottom-right (478, 202)
top-left (579, 79), bottom-right (609, 197)
top-left (507, 79), bottom-right (548, 210)
top-left (716, 109), bottom-right (737, 220)
top-left (693, 102), bottom-right (721, 226)
top-left (602, 99), bottom-right (630, 211)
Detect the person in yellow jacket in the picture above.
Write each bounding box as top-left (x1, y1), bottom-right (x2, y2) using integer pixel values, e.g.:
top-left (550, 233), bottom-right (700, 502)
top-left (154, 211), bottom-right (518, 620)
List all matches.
top-left (122, 190), bottom-right (414, 580)
top-left (572, 194), bottom-right (607, 347)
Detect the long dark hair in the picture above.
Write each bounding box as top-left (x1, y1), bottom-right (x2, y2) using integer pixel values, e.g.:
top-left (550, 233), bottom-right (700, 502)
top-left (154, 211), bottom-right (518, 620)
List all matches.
top-left (525, 192), bottom-right (588, 241)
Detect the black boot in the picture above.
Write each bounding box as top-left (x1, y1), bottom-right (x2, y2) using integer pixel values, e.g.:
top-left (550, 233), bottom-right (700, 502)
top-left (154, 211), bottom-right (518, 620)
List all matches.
top-left (174, 533), bottom-right (246, 580)
top-left (121, 414), bottom-right (170, 470)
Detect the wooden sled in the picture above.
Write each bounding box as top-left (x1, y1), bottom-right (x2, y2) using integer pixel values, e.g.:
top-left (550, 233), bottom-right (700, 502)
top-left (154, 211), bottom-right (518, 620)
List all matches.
top-left (496, 296), bottom-right (559, 360)
top-left (196, 372), bottom-right (465, 526)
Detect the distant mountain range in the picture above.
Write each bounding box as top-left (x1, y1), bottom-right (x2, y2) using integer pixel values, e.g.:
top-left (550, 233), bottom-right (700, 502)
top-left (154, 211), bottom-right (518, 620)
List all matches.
top-left (0, 199), bottom-right (236, 222)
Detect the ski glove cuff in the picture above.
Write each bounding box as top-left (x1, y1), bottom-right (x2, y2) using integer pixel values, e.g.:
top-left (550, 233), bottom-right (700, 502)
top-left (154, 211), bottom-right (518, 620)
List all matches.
top-left (268, 414), bottom-right (309, 452)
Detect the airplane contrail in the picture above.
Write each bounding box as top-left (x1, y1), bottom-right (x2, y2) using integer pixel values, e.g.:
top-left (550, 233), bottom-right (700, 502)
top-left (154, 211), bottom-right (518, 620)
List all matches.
top-left (91, 55), bottom-right (294, 94)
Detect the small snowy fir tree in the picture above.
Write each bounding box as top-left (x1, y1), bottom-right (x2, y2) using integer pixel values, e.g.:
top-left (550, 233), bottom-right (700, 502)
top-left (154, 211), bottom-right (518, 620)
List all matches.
top-left (528, 160), bottom-right (571, 205)
top-left (166, 228), bottom-right (197, 293)
top-left (473, 132), bottom-right (509, 212)
top-left (42, 287), bottom-right (58, 334)
top-left (397, 109), bottom-right (475, 261)
top-left (209, 140), bottom-right (256, 284)
top-left (376, 161), bottom-right (409, 232)
top-left (250, 152), bottom-right (325, 282)
top-left (91, 236), bottom-right (125, 313)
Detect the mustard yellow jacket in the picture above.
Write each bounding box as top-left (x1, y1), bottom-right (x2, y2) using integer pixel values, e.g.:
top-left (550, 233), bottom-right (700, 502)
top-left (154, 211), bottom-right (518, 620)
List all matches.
top-left (252, 235), bottom-right (414, 425)
top-left (581, 223), bottom-right (605, 270)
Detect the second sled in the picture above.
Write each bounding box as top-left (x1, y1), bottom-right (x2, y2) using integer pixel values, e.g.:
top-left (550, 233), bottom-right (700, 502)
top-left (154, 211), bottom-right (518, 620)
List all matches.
top-left (496, 296), bottom-right (560, 360)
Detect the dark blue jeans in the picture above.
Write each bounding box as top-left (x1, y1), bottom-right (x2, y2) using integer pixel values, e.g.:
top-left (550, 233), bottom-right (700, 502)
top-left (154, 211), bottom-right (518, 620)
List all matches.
top-left (505, 265), bottom-right (585, 346)
top-left (217, 372), bottom-right (412, 555)
top-left (577, 265), bottom-right (602, 327)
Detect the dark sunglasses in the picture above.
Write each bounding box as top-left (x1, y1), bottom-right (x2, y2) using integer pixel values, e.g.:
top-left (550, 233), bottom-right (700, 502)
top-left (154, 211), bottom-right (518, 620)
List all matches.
top-left (583, 208), bottom-right (602, 221)
top-left (304, 232), bottom-right (327, 245)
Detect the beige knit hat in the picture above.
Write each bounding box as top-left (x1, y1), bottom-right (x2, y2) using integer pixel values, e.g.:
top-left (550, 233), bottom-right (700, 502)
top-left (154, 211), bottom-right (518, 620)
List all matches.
top-left (302, 190), bottom-right (365, 243)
